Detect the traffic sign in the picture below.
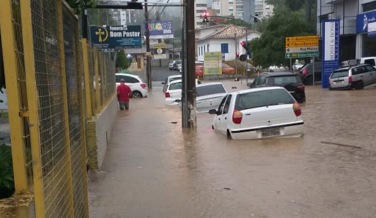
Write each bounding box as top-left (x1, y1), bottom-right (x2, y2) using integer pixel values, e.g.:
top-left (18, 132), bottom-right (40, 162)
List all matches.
top-left (285, 35), bottom-right (319, 48)
top-left (285, 52), bottom-right (319, 58)
top-left (286, 46), bottom-right (319, 53)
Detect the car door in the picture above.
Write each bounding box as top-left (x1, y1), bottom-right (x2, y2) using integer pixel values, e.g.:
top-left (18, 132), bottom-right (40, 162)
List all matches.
top-left (357, 66), bottom-right (372, 86)
top-left (123, 75), bottom-right (138, 90)
top-left (365, 65), bottom-right (376, 84)
top-left (218, 94), bottom-right (232, 134)
top-left (213, 96), bottom-right (227, 131)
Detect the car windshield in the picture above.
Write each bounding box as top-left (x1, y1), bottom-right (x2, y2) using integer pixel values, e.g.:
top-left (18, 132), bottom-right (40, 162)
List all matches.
top-left (235, 89), bottom-right (295, 110)
top-left (196, 84), bottom-right (226, 97)
top-left (331, 70), bottom-right (349, 78)
top-left (169, 82), bottom-right (182, 90)
top-left (267, 75), bottom-right (301, 86)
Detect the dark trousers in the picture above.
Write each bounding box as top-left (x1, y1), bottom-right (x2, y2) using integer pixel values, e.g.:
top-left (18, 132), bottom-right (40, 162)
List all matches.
top-left (119, 101), bottom-right (129, 110)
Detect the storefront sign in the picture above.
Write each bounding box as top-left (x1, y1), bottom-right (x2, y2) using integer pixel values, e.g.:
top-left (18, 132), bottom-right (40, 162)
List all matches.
top-left (90, 25), bottom-right (142, 49)
top-left (204, 52), bottom-right (222, 75)
top-left (368, 22), bottom-right (376, 37)
top-left (153, 43), bottom-right (167, 59)
top-left (322, 19), bottom-right (340, 89)
top-left (356, 11), bottom-right (376, 34)
top-left (146, 21), bottom-right (174, 39)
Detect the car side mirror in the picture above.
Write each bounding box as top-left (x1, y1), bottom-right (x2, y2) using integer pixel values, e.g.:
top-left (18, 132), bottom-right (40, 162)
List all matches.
top-left (161, 82), bottom-right (165, 85)
top-left (208, 109), bottom-right (217, 115)
top-left (247, 83), bottom-right (253, 87)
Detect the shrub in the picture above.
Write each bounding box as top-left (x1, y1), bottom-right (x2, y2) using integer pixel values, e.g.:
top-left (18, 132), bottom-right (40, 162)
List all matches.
top-left (0, 143), bottom-right (14, 199)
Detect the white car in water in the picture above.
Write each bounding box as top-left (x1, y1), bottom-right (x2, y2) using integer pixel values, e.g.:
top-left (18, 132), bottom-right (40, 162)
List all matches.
top-left (209, 87), bottom-right (304, 140)
top-left (196, 83), bottom-right (227, 113)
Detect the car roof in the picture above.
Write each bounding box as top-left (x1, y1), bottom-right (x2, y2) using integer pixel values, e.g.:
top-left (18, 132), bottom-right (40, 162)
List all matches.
top-left (169, 79), bottom-right (182, 84)
top-left (234, 86), bottom-right (285, 95)
top-left (259, 72), bottom-right (298, 77)
top-left (335, 64), bottom-right (372, 71)
top-left (115, 73), bottom-right (140, 78)
top-left (168, 75), bottom-right (181, 79)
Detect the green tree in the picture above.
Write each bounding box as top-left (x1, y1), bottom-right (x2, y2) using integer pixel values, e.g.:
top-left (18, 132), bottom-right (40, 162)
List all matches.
top-left (250, 10), bottom-right (314, 68)
top-left (116, 50), bottom-right (130, 70)
top-left (66, 0), bottom-right (96, 14)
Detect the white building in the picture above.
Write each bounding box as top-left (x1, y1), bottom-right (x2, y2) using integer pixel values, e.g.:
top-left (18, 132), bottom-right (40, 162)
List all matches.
top-left (195, 0), bottom-right (209, 29)
top-left (196, 25), bottom-right (261, 61)
top-left (317, 0), bottom-right (376, 60)
top-left (255, 0), bottom-right (274, 18)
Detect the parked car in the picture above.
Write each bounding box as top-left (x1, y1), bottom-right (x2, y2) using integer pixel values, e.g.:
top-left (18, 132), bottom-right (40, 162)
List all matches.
top-left (209, 87), bottom-right (304, 140)
top-left (248, 72), bottom-right (306, 103)
top-left (162, 75), bottom-right (181, 93)
top-left (221, 63), bottom-right (236, 75)
top-left (164, 79), bottom-right (201, 105)
top-left (168, 61), bottom-right (174, 71)
top-left (329, 64), bottom-right (376, 90)
top-left (115, 73), bottom-right (147, 98)
top-left (173, 60), bottom-right (182, 71)
top-left (168, 60), bottom-right (181, 71)
top-left (360, 57), bottom-right (376, 67)
top-left (177, 63), bottom-right (182, 73)
top-left (299, 62), bottom-right (322, 85)
top-left (195, 65), bottom-right (204, 78)
top-left (196, 83), bottom-right (228, 113)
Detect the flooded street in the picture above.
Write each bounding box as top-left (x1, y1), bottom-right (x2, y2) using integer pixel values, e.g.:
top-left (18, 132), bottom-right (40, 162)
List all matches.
top-left (89, 82), bottom-right (376, 218)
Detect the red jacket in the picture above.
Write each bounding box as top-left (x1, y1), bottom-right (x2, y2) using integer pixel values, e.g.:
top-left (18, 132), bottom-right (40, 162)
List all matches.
top-left (117, 83), bottom-right (132, 102)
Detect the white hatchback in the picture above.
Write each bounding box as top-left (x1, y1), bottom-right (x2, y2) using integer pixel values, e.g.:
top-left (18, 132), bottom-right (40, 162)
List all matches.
top-left (162, 75), bottom-right (181, 93)
top-left (209, 87), bottom-right (304, 140)
top-left (164, 79), bottom-right (202, 105)
top-left (115, 73), bottom-right (148, 98)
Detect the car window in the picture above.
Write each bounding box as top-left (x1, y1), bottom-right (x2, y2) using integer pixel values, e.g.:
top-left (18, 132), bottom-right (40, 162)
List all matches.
top-left (169, 82), bottom-right (182, 90)
top-left (364, 59), bottom-right (375, 66)
top-left (235, 89), bottom-right (295, 110)
top-left (196, 84), bottom-right (226, 97)
top-left (258, 76), bottom-right (267, 85)
top-left (352, 67), bottom-right (361, 75)
top-left (365, 65), bottom-right (375, 72)
top-left (222, 63), bottom-right (230, 68)
top-left (217, 95), bottom-right (228, 114)
top-left (267, 76), bottom-right (300, 86)
top-left (331, 70), bottom-right (349, 78)
top-left (223, 95), bottom-right (232, 114)
top-left (124, 76), bottom-right (139, 83)
top-left (116, 75), bottom-right (121, 83)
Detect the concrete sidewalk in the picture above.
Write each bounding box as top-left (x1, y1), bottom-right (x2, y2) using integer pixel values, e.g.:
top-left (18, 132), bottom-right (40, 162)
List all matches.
top-left (88, 80), bottom-right (250, 218)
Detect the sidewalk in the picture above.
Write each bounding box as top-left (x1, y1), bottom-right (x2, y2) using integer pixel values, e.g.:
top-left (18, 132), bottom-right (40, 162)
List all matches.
top-left (88, 80), bottom-right (250, 218)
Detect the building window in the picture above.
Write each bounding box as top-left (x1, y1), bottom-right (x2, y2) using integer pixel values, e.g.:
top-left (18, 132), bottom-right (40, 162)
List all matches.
top-left (221, 43), bottom-right (228, 53)
top-left (207, 44), bottom-right (209, 52)
top-left (363, 2), bottom-right (376, 12)
top-left (196, 4), bottom-right (207, 7)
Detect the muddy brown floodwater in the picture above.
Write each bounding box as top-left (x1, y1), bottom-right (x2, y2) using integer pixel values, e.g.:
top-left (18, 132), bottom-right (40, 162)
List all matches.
top-left (89, 82), bottom-right (376, 218)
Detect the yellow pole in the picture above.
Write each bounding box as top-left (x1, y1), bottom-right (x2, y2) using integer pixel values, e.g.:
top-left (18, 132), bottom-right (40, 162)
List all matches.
top-left (19, 0), bottom-right (45, 217)
top-left (0, 0), bottom-right (29, 193)
top-left (82, 39), bottom-right (93, 118)
top-left (56, 1), bottom-right (75, 217)
top-left (94, 49), bottom-right (101, 113)
top-left (101, 54), bottom-right (106, 106)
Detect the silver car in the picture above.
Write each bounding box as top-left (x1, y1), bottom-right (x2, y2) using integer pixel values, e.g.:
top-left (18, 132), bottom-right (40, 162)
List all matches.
top-left (329, 64), bottom-right (376, 90)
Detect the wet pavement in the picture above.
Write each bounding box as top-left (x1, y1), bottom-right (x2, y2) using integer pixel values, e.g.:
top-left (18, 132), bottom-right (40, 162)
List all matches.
top-left (89, 81), bottom-right (376, 218)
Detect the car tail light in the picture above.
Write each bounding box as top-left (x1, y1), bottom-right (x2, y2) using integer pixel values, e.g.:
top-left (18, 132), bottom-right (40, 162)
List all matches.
top-left (348, 76), bottom-right (353, 83)
top-left (293, 102), bottom-right (301, 117)
top-left (140, 83), bottom-right (146, 89)
top-left (232, 110), bottom-right (243, 124)
top-left (302, 68), bottom-right (307, 76)
top-left (297, 85), bottom-right (305, 91)
top-left (165, 92), bottom-right (170, 98)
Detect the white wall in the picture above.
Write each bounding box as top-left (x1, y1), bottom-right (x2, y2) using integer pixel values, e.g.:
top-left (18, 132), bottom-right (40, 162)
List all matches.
top-left (197, 32), bottom-right (260, 61)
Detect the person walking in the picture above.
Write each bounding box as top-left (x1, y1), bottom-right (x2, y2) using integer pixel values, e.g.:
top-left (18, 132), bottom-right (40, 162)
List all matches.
top-left (117, 79), bottom-right (132, 110)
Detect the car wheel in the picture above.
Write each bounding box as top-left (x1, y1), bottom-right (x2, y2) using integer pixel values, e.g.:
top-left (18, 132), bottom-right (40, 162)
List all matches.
top-left (304, 76), bottom-right (313, 85)
top-left (227, 130), bottom-right (232, 140)
top-left (355, 80), bottom-right (364, 90)
top-left (132, 91), bottom-right (143, 98)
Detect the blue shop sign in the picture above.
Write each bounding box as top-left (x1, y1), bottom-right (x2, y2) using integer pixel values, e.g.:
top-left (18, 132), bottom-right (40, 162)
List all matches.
top-left (356, 10), bottom-right (376, 33)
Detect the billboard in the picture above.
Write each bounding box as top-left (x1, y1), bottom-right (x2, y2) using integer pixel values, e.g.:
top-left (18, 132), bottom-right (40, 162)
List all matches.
top-left (147, 21), bottom-right (174, 39)
top-left (322, 19), bottom-right (340, 89)
top-left (204, 52), bottom-right (222, 75)
top-left (356, 11), bottom-right (376, 33)
top-left (90, 25), bottom-right (142, 49)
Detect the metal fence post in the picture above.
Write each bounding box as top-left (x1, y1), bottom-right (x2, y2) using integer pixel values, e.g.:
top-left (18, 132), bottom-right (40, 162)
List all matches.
top-left (56, 1), bottom-right (75, 217)
top-left (82, 40), bottom-right (93, 118)
top-left (0, 0), bottom-right (29, 194)
top-left (19, 0), bottom-right (45, 216)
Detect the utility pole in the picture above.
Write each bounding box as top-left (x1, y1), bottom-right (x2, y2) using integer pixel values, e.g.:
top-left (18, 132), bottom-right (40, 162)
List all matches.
top-left (145, 0), bottom-right (152, 89)
top-left (182, 0), bottom-right (196, 128)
